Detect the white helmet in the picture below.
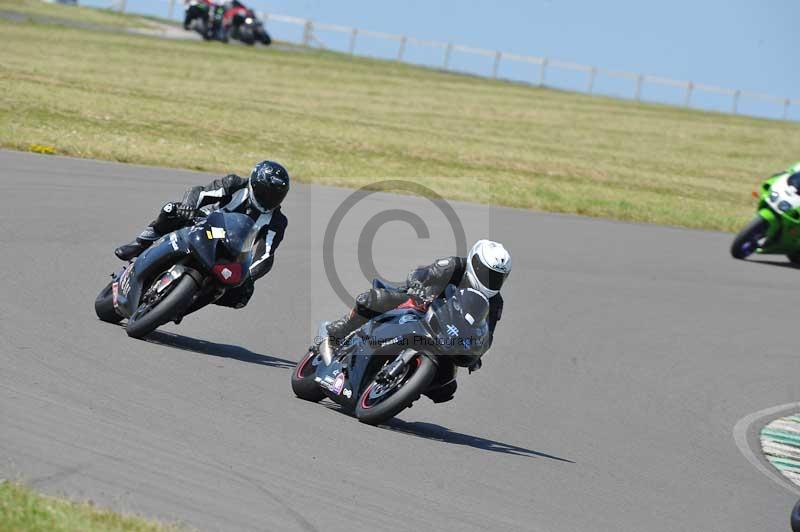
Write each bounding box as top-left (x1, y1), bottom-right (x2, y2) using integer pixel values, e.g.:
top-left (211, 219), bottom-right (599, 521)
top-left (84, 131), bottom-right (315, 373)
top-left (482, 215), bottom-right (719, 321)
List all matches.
top-left (464, 240), bottom-right (511, 298)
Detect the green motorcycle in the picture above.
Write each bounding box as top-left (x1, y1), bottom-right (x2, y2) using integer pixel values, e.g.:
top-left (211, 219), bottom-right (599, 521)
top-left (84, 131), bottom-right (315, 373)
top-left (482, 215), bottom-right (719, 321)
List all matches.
top-left (731, 161), bottom-right (800, 262)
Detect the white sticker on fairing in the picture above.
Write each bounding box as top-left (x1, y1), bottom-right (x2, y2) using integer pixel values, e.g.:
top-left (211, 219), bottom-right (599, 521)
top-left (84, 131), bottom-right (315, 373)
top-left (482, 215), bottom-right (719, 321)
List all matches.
top-left (342, 388), bottom-right (352, 399)
top-left (437, 259), bottom-right (450, 267)
top-left (332, 373), bottom-right (345, 395)
top-left (465, 313), bottom-right (474, 325)
top-left (210, 227), bottom-right (226, 239)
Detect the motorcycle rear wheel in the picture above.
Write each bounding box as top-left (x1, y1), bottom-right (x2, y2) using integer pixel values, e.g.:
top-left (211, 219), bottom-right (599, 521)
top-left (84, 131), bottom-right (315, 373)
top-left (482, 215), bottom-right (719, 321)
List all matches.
top-left (355, 354), bottom-right (436, 426)
top-left (731, 216), bottom-right (769, 259)
top-left (126, 275), bottom-right (198, 339)
top-left (95, 281), bottom-right (122, 324)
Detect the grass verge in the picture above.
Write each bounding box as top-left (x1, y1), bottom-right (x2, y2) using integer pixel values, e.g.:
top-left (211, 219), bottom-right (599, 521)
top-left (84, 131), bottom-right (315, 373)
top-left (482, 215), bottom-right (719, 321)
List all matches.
top-left (1, 7), bottom-right (799, 231)
top-left (0, 481), bottom-right (183, 532)
top-left (0, 0), bottom-right (166, 29)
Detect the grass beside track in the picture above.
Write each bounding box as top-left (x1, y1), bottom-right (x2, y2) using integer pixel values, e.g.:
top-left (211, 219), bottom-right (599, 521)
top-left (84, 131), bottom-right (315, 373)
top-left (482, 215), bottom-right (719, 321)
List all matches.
top-left (0, 0), bottom-right (165, 29)
top-left (0, 481), bottom-right (183, 532)
top-left (1, 9), bottom-right (800, 231)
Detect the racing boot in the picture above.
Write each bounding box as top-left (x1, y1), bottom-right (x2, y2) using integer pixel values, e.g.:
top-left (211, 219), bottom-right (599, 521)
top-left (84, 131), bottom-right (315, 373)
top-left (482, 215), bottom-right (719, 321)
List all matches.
top-left (325, 309), bottom-right (367, 347)
top-left (114, 238), bottom-right (151, 261)
top-left (114, 225), bottom-right (162, 261)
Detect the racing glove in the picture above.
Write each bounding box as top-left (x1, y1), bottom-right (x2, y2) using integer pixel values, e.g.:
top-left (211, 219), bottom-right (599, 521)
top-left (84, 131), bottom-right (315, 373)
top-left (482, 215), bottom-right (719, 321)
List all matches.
top-left (175, 202), bottom-right (197, 221)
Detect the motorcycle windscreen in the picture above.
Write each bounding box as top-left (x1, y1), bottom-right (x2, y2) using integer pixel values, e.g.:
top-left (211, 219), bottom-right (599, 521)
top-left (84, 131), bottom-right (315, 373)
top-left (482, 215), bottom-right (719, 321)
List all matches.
top-left (425, 287), bottom-right (490, 358)
top-left (201, 211), bottom-right (259, 267)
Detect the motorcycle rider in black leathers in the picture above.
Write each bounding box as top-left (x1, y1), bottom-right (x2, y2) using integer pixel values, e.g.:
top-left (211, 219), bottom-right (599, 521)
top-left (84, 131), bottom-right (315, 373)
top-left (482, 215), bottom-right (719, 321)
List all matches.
top-left (114, 160), bottom-right (289, 309)
top-left (325, 239), bottom-right (512, 403)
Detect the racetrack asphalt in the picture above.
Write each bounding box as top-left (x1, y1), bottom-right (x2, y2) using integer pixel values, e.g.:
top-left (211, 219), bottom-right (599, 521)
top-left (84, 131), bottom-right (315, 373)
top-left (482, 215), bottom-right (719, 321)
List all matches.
top-left (1, 149), bottom-right (799, 531)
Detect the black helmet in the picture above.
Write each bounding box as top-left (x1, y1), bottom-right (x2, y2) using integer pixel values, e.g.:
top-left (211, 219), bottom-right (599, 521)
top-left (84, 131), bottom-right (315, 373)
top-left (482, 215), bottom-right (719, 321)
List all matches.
top-left (249, 160), bottom-right (290, 212)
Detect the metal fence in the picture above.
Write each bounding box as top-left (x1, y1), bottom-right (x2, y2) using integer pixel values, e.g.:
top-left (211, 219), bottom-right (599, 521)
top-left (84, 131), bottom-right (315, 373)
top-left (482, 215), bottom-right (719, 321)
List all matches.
top-left (258, 12), bottom-right (796, 122)
top-left (108, 0), bottom-right (796, 121)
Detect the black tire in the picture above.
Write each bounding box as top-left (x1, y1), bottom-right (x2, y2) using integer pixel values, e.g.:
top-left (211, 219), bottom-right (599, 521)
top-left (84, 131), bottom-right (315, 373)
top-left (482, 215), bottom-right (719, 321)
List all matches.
top-left (731, 217), bottom-right (769, 259)
top-left (94, 281), bottom-right (122, 324)
top-left (291, 350), bottom-right (326, 402)
top-left (241, 30), bottom-right (255, 45)
top-left (126, 275), bottom-right (198, 339)
top-left (355, 354), bottom-right (436, 426)
top-left (261, 32), bottom-right (271, 46)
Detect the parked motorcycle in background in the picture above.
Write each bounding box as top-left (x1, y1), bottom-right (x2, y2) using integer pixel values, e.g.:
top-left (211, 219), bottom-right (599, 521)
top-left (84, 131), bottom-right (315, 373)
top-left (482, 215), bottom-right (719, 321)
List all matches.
top-left (731, 162), bottom-right (800, 262)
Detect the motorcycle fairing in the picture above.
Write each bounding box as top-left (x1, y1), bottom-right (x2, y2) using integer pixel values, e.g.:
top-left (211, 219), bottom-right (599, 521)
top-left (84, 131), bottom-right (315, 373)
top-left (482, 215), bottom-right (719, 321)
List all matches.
top-left (113, 230), bottom-right (194, 317)
top-left (755, 173), bottom-right (800, 254)
top-left (313, 308), bottom-right (437, 410)
top-left (113, 211), bottom-right (259, 317)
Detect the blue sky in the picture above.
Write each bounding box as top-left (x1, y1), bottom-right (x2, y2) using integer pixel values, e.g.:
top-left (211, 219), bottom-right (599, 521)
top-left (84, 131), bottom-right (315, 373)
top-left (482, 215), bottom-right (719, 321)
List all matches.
top-left (85, 0), bottom-right (797, 119)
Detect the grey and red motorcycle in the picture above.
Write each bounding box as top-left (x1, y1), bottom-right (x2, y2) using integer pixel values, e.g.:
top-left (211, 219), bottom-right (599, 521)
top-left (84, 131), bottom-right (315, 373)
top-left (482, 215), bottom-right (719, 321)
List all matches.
top-left (95, 208), bottom-right (262, 338)
top-left (291, 283), bottom-right (489, 425)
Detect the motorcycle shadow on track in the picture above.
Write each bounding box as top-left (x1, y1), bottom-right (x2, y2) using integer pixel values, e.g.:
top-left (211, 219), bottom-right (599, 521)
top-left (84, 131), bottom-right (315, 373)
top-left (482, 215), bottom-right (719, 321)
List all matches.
top-left (744, 258), bottom-right (800, 270)
top-left (384, 419), bottom-right (575, 462)
top-left (322, 402), bottom-right (573, 462)
top-left (143, 330), bottom-right (295, 369)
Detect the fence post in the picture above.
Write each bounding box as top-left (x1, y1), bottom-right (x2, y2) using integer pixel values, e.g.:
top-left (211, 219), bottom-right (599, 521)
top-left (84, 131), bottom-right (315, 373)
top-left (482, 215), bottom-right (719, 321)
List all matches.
top-left (302, 20), bottom-right (313, 47)
top-left (118, 0), bottom-right (126, 13)
top-left (784, 99), bottom-right (791, 120)
top-left (348, 28), bottom-right (358, 55)
top-left (587, 67), bottom-right (597, 94)
top-left (492, 51), bottom-right (502, 79)
top-left (443, 43), bottom-right (453, 69)
top-left (168, 0), bottom-right (174, 19)
top-left (634, 74), bottom-right (643, 101)
top-left (732, 90), bottom-right (741, 115)
top-left (397, 35), bottom-right (407, 61)
top-left (684, 82), bottom-right (694, 107)
top-left (538, 58), bottom-right (548, 87)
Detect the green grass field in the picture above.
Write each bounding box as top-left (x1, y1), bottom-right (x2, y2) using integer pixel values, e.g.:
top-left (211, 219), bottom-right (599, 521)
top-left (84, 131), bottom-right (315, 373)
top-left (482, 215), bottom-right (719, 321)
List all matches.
top-left (0, 0), bottom-right (165, 29)
top-left (0, 481), bottom-right (183, 532)
top-left (1, 3), bottom-right (799, 231)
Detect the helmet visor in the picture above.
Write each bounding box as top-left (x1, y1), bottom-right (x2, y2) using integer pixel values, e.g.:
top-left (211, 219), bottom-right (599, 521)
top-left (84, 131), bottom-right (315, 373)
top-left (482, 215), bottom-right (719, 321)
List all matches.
top-left (471, 254), bottom-right (508, 291)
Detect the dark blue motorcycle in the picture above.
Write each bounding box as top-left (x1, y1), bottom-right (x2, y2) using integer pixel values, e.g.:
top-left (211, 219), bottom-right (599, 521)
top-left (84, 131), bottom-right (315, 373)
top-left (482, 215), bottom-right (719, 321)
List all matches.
top-left (292, 283), bottom-right (490, 425)
top-left (95, 210), bottom-right (263, 338)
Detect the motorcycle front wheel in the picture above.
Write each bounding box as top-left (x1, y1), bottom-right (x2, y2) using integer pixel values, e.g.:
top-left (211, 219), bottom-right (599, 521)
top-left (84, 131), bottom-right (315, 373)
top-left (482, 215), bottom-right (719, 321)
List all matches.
top-left (355, 354), bottom-right (436, 426)
top-left (730, 216), bottom-right (769, 259)
top-left (126, 274), bottom-right (198, 339)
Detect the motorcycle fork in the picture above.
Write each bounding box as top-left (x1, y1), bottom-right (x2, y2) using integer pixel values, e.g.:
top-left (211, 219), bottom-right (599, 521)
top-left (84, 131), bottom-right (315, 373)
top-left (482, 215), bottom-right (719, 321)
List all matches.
top-left (377, 349), bottom-right (420, 383)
